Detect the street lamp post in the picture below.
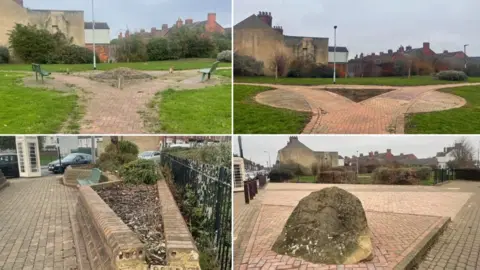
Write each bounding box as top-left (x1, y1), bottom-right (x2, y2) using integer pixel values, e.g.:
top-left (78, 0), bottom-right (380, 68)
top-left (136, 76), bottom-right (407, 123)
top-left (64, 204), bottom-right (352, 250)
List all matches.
top-left (356, 150), bottom-right (359, 175)
top-left (333, 25), bottom-right (337, 84)
top-left (464, 44), bottom-right (469, 70)
top-left (264, 151), bottom-right (271, 169)
top-left (92, 0), bottom-right (97, 70)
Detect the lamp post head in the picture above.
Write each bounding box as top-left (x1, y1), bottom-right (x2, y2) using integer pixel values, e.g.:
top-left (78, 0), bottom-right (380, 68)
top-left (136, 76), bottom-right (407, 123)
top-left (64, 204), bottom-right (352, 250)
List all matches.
top-left (334, 25), bottom-right (337, 29)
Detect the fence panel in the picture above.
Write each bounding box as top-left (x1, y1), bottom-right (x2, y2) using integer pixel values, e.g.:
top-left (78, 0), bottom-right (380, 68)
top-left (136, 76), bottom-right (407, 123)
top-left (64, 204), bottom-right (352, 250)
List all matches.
top-left (434, 168), bottom-right (455, 184)
top-left (160, 153), bottom-right (232, 270)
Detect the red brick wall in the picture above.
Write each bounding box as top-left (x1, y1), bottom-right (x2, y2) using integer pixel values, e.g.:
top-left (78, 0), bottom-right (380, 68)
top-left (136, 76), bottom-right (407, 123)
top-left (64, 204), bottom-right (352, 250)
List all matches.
top-left (328, 63), bottom-right (347, 77)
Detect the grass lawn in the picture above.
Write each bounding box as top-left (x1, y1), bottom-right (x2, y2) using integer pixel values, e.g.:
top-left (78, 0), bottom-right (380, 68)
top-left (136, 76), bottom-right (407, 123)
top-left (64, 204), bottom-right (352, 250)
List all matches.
top-left (0, 73), bottom-right (78, 134)
top-left (158, 84), bottom-right (231, 134)
top-left (216, 69), bottom-right (232, 78)
top-left (234, 84), bottom-right (311, 134)
top-left (235, 76), bottom-right (480, 86)
top-left (405, 85), bottom-right (480, 134)
top-left (287, 175), bottom-right (317, 183)
top-left (0, 58), bottom-right (231, 72)
top-left (40, 155), bottom-right (57, 166)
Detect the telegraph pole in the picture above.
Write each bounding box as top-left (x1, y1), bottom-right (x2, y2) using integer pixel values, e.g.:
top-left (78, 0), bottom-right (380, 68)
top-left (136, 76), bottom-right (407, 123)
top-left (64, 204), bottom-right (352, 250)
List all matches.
top-left (238, 136), bottom-right (244, 158)
top-left (333, 25), bottom-right (337, 84)
top-left (92, 0), bottom-right (97, 70)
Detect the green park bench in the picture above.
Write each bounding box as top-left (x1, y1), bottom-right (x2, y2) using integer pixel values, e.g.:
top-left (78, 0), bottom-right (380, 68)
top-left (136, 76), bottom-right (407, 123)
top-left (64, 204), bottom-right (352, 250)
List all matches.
top-left (31, 63), bottom-right (51, 83)
top-left (77, 168), bottom-right (102, 186)
top-left (199, 61), bottom-right (220, 82)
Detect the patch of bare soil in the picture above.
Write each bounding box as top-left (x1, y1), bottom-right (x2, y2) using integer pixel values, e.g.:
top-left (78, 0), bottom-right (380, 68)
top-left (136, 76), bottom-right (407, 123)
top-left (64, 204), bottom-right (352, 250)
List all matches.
top-left (89, 68), bottom-right (155, 87)
top-left (324, 88), bottom-right (394, 102)
top-left (94, 183), bottom-right (166, 266)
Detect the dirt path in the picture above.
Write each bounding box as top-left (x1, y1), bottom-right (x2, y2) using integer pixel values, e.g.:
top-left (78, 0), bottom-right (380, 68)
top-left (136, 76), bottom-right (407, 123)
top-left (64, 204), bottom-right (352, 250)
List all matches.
top-left (53, 69), bottom-right (228, 134)
top-left (236, 82), bottom-right (480, 134)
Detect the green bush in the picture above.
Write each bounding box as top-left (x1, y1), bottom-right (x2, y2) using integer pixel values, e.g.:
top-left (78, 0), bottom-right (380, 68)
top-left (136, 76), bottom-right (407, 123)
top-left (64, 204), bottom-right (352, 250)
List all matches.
top-left (287, 58), bottom-right (335, 78)
top-left (54, 45), bottom-right (99, 64)
top-left (121, 159), bottom-right (159, 185)
top-left (372, 167), bottom-right (419, 185)
top-left (115, 35), bottom-right (148, 62)
top-left (118, 140), bottom-right (139, 156)
top-left (217, 50), bottom-right (231, 62)
top-left (415, 166), bottom-right (432, 181)
top-left (316, 171), bottom-right (356, 184)
top-left (434, 70), bottom-right (468, 81)
top-left (269, 166), bottom-right (294, 182)
top-left (234, 53), bottom-right (264, 76)
top-left (9, 24), bottom-right (58, 63)
top-left (211, 33), bottom-right (231, 52)
top-left (96, 140), bottom-right (139, 172)
top-left (147, 38), bottom-right (171, 61)
top-left (0, 46), bottom-right (9, 64)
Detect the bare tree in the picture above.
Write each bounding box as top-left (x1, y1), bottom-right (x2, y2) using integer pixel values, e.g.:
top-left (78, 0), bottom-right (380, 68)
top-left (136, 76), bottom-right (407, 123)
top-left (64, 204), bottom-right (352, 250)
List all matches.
top-left (448, 137), bottom-right (475, 168)
top-left (269, 48), bottom-right (289, 79)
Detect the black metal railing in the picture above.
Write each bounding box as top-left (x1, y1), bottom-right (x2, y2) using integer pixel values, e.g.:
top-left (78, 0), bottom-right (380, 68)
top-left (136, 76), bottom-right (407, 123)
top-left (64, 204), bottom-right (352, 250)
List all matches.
top-left (160, 153), bottom-right (231, 270)
top-left (433, 168), bottom-right (455, 184)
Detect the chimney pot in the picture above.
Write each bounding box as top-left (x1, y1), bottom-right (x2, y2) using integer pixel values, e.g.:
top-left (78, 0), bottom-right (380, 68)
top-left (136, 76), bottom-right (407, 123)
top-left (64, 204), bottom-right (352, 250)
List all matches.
top-left (162, 24), bottom-right (168, 30)
top-left (423, 42), bottom-right (430, 50)
top-left (387, 149), bottom-right (392, 154)
top-left (443, 50), bottom-right (448, 54)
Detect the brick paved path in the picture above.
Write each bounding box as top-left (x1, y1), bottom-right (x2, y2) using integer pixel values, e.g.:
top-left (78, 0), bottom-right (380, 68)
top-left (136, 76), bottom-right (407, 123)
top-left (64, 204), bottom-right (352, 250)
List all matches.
top-left (54, 69), bottom-right (227, 134)
top-left (234, 183), bottom-right (473, 270)
top-left (237, 82), bottom-right (480, 134)
top-left (416, 181), bottom-right (480, 270)
top-left (0, 177), bottom-right (79, 270)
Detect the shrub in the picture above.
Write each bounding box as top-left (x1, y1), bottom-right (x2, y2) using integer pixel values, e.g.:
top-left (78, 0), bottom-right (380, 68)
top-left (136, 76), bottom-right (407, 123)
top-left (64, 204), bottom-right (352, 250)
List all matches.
top-left (9, 24), bottom-right (58, 63)
top-left (372, 167), bottom-right (420, 185)
top-left (269, 166), bottom-right (294, 182)
top-left (217, 50), bottom-right (231, 62)
top-left (146, 38), bottom-right (170, 61)
top-left (96, 140), bottom-right (139, 172)
top-left (115, 35), bottom-right (148, 62)
top-left (118, 140), bottom-right (139, 156)
top-left (316, 171), bottom-right (356, 184)
top-left (121, 159), bottom-right (159, 185)
top-left (54, 45), bottom-right (99, 64)
top-left (212, 33), bottom-right (231, 52)
top-left (434, 70), bottom-right (468, 81)
top-left (0, 46), bottom-right (9, 64)
top-left (234, 53), bottom-right (264, 76)
top-left (415, 166), bottom-right (432, 181)
top-left (287, 58), bottom-right (334, 78)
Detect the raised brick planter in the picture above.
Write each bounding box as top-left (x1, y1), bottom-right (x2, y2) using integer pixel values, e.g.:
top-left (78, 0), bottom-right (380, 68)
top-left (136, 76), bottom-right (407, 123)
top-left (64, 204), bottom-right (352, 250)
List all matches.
top-left (157, 178), bottom-right (201, 270)
top-left (76, 186), bottom-right (146, 270)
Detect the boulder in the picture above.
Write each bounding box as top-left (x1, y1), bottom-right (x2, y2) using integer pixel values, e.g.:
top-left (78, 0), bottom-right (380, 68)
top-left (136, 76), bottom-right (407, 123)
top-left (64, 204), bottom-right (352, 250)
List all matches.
top-left (272, 187), bottom-right (373, 264)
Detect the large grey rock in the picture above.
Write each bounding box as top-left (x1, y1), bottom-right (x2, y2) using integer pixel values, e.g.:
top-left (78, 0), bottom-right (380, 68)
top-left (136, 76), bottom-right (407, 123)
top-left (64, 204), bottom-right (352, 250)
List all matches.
top-left (272, 187), bottom-right (373, 264)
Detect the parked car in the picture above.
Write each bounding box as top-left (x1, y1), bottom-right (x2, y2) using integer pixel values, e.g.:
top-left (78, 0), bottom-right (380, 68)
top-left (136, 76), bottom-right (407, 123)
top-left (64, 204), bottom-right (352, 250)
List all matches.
top-left (138, 151), bottom-right (161, 163)
top-left (0, 153), bottom-right (20, 178)
top-left (52, 153), bottom-right (92, 174)
top-left (47, 159), bottom-right (60, 171)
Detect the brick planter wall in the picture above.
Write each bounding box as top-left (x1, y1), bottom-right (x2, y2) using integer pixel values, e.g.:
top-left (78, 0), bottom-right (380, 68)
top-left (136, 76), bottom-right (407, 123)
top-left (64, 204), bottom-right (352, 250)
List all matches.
top-left (76, 186), bottom-right (146, 270)
top-left (157, 177), bottom-right (201, 270)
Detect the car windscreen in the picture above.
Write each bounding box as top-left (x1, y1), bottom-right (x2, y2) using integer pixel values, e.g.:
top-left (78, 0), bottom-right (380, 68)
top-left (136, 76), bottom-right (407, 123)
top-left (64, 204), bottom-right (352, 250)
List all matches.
top-left (140, 151), bottom-right (154, 157)
top-left (61, 154), bottom-right (78, 162)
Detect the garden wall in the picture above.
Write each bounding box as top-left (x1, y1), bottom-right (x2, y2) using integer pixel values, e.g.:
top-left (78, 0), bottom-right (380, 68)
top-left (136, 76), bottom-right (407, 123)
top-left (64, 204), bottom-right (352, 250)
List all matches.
top-left (76, 186), bottom-right (146, 270)
top-left (157, 176), bottom-right (201, 270)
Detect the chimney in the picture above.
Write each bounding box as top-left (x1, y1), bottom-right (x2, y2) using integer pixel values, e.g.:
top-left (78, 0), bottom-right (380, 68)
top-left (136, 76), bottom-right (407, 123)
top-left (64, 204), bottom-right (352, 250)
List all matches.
top-left (369, 151), bottom-right (373, 157)
top-left (118, 32), bottom-right (123, 39)
top-left (387, 149), bottom-right (392, 154)
top-left (423, 42), bottom-right (430, 50)
top-left (151, 27), bottom-right (156, 33)
top-left (398, 46), bottom-right (404, 53)
top-left (14, 0), bottom-right (23, 7)
top-left (162, 24), bottom-right (168, 30)
top-left (388, 49), bottom-right (393, 55)
top-left (371, 52), bottom-right (375, 56)
top-left (443, 50), bottom-right (448, 54)
top-left (273, 26), bottom-right (283, 35)
top-left (176, 18), bottom-right (183, 28)
top-left (406, 45), bottom-right (412, 51)
top-left (374, 151), bottom-right (379, 155)
top-left (257, 11), bottom-right (273, 27)
top-left (185, 18), bottom-right (193, 25)
top-left (125, 30), bottom-right (130, 37)
top-left (206, 13), bottom-right (216, 32)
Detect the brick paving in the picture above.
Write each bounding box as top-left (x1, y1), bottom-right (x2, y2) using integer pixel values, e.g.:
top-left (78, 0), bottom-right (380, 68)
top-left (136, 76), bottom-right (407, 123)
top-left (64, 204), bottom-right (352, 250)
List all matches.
top-left (416, 181), bottom-right (480, 270)
top-left (0, 177), bottom-right (79, 270)
top-left (54, 69), bottom-right (227, 134)
top-left (238, 82), bottom-right (480, 134)
top-left (234, 183), bottom-right (474, 270)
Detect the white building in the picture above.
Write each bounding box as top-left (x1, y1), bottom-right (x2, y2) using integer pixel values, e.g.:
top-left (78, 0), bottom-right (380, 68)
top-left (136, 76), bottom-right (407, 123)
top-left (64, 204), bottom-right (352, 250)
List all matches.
top-left (84, 22), bottom-right (110, 44)
top-left (78, 136), bottom-right (103, 148)
top-left (436, 144), bottom-right (461, 169)
top-left (338, 156), bottom-right (345, 167)
top-left (41, 136), bottom-right (78, 156)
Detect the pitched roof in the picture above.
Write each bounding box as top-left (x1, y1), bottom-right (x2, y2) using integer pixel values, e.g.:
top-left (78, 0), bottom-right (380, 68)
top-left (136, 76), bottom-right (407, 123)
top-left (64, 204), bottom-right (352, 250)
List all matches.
top-left (84, 22), bottom-right (110, 30)
top-left (328, 46), bottom-right (348, 53)
top-left (284, 35), bottom-right (328, 47)
top-left (234, 14), bottom-right (273, 30)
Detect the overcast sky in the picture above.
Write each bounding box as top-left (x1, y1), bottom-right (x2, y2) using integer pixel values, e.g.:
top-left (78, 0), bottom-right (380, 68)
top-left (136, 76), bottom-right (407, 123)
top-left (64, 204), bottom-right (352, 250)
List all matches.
top-left (234, 0), bottom-right (480, 58)
top-left (25, 0), bottom-right (231, 39)
top-left (233, 136), bottom-right (480, 167)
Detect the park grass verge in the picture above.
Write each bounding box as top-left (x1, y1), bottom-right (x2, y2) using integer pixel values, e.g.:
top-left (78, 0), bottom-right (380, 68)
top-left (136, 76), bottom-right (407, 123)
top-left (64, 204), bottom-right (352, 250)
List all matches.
top-left (0, 73), bottom-right (78, 133)
top-left (405, 85), bottom-right (480, 134)
top-left (153, 84), bottom-right (231, 134)
top-left (0, 58), bottom-right (231, 72)
top-left (215, 69), bottom-right (232, 78)
top-left (235, 76), bottom-right (480, 86)
top-left (234, 84), bottom-right (311, 134)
